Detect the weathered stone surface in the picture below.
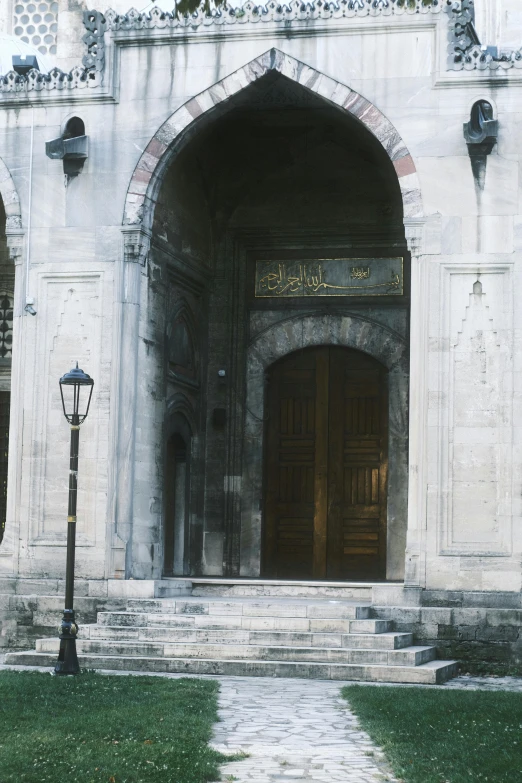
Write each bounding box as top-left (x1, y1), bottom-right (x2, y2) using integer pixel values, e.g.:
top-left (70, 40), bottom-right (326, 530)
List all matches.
top-left (0, 0), bottom-right (522, 659)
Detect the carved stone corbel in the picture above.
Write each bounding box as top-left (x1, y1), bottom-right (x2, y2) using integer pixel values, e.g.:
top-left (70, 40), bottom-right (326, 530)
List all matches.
top-left (5, 229), bottom-right (24, 266)
top-left (403, 219), bottom-right (425, 257)
top-left (122, 227), bottom-right (150, 266)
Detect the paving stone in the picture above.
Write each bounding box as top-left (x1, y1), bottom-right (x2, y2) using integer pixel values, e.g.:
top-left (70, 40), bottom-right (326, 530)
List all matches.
top-left (212, 677), bottom-right (398, 782)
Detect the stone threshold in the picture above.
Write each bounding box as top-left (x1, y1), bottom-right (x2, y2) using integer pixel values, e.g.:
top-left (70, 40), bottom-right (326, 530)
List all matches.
top-left (177, 577), bottom-right (400, 587)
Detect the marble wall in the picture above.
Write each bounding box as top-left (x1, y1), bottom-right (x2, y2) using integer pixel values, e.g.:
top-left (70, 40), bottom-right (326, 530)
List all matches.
top-left (0, 4), bottom-right (521, 593)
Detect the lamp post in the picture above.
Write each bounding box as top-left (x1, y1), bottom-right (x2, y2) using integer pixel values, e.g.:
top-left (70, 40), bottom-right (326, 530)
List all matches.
top-left (54, 362), bottom-right (94, 676)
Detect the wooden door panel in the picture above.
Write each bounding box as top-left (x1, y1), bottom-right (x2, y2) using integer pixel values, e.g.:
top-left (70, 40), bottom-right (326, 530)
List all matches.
top-left (264, 346), bottom-right (388, 581)
top-left (330, 348), bottom-right (388, 579)
top-left (264, 350), bottom-right (321, 578)
top-left (343, 466), bottom-right (381, 506)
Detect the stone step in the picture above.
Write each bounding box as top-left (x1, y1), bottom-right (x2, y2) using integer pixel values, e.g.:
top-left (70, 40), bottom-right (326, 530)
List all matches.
top-left (125, 598), bottom-right (371, 620)
top-left (82, 625), bottom-right (413, 650)
top-left (35, 637), bottom-right (436, 666)
top-left (96, 611), bottom-right (389, 635)
top-left (187, 579), bottom-right (375, 600)
top-left (4, 650), bottom-right (458, 684)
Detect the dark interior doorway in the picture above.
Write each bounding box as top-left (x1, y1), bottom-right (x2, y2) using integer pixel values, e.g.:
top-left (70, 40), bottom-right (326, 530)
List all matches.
top-left (164, 432), bottom-right (189, 576)
top-left (263, 346), bottom-right (388, 581)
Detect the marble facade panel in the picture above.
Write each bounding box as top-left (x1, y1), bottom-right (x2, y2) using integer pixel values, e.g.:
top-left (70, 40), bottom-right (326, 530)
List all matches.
top-left (0, 3), bottom-right (522, 599)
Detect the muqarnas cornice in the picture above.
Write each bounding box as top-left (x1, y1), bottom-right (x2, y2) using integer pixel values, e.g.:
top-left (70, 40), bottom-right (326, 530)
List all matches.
top-left (3, 0), bottom-right (522, 92)
top-left (447, 0), bottom-right (522, 71)
top-left (101, 0), bottom-right (440, 32)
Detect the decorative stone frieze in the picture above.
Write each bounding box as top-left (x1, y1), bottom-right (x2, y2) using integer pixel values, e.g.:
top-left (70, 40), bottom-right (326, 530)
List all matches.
top-left (3, 0), bottom-right (520, 92)
top-left (103, 0), bottom-right (440, 33)
top-left (0, 64), bottom-right (101, 94)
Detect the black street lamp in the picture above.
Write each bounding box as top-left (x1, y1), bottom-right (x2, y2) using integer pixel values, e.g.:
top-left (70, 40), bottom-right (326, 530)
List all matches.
top-left (54, 362), bottom-right (94, 676)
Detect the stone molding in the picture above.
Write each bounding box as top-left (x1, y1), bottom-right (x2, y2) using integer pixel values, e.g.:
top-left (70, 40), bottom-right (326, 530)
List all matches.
top-left (123, 48), bottom-right (423, 228)
top-left (2, 0), bottom-right (518, 93)
top-left (103, 0), bottom-right (440, 33)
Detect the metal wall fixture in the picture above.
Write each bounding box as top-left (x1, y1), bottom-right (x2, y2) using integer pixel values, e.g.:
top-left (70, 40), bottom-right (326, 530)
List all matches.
top-left (463, 100), bottom-right (498, 190)
top-left (46, 116), bottom-right (88, 182)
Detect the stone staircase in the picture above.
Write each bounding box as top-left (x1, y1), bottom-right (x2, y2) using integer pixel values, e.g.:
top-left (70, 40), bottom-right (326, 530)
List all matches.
top-left (5, 582), bottom-right (458, 683)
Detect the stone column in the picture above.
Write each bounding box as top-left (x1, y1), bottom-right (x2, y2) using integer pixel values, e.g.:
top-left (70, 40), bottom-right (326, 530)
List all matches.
top-left (0, 229), bottom-right (24, 572)
top-left (106, 227), bottom-right (149, 579)
top-left (404, 219), bottom-right (428, 588)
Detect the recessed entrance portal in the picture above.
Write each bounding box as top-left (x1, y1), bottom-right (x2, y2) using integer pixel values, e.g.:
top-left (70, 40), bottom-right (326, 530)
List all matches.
top-left (146, 66), bottom-right (410, 580)
top-left (263, 347), bottom-right (388, 581)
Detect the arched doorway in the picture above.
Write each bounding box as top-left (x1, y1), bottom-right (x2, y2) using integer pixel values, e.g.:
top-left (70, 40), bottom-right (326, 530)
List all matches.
top-left (128, 55), bottom-right (412, 579)
top-left (263, 346), bottom-right (388, 581)
top-left (164, 432), bottom-right (190, 576)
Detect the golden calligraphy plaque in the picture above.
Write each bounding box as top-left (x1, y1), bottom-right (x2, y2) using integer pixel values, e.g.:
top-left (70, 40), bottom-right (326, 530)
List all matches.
top-left (255, 258), bottom-right (404, 298)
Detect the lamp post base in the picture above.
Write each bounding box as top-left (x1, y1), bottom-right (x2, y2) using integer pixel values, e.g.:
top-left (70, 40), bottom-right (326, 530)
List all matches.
top-left (54, 609), bottom-right (80, 675)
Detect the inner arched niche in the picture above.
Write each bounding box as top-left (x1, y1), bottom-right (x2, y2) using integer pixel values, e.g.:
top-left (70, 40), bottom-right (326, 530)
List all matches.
top-left (151, 71), bottom-right (408, 578)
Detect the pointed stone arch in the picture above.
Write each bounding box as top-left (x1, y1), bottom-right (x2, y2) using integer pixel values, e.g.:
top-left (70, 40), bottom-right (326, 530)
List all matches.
top-left (123, 48), bottom-right (422, 229)
top-left (0, 156), bottom-right (22, 229)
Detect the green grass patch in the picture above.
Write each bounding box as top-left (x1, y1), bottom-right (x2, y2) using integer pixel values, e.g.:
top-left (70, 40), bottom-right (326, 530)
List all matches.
top-left (342, 685), bottom-right (522, 783)
top-left (0, 670), bottom-right (229, 783)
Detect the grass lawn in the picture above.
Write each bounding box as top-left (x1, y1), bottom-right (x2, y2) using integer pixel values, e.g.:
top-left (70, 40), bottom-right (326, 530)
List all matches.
top-left (342, 685), bottom-right (522, 783)
top-left (0, 670), bottom-right (230, 783)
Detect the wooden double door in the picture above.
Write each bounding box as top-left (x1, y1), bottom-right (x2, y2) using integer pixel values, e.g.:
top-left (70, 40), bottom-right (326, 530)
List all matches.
top-left (263, 346), bottom-right (388, 580)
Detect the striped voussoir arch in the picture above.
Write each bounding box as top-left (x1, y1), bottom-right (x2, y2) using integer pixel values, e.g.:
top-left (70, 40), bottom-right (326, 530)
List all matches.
top-left (123, 47), bottom-right (423, 228)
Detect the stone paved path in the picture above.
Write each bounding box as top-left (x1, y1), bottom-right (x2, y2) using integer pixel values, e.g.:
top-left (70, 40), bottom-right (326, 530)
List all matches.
top-left (2, 654), bottom-right (522, 782)
top-left (212, 677), bottom-right (397, 783)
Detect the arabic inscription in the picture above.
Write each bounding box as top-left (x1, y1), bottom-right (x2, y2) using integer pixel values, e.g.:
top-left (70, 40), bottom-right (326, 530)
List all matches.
top-left (255, 258), bottom-right (403, 298)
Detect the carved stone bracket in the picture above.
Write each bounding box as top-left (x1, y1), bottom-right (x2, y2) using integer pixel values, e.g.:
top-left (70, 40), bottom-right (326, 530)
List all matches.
top-left (403, 219), bottom-right (425, 257)
top-left (122, 227), bottom-right (151, 266)
top-left (5, 230), bottom-right (24, 266)
top-left (82, 10), bottom-right (107, 73)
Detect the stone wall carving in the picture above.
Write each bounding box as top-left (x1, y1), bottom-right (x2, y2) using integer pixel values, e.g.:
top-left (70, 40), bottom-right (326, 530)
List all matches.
top-left (0, 9), bottom-right (105, 94)
top-left (447, 0), bottom-right (522, 71)
top-left (103, 0), bottom-right (439, 33)
top-left (27, 274), bottom-right (104, 549)
top-left (3, 0), bottom-right (518, 93)
top-left (167, 303), bottom-right (199, 388)
top-left (0, 64), bottom-right (101, 94)
top-left (432, 266), bottom-right (514, 560)
top-left (0, 292), bottom-right (14, 360)
top-left (13, 0), bottom-right (58, 58)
